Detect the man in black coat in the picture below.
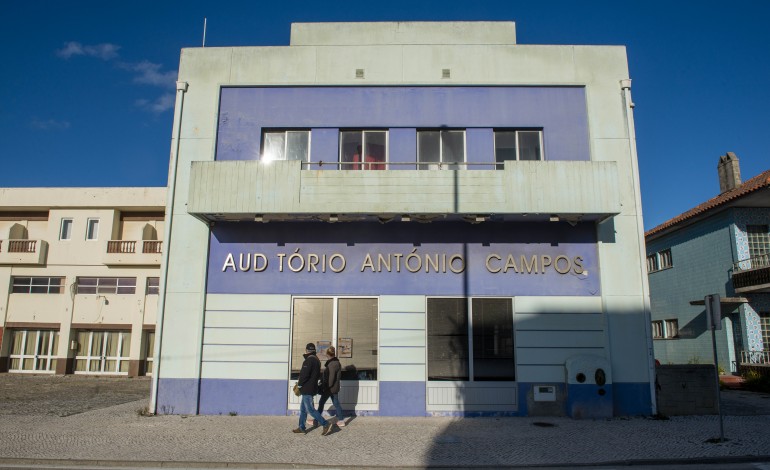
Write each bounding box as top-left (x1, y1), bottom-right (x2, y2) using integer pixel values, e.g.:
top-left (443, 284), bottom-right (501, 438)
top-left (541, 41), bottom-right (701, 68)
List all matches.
top-left (293, 343), bottom-right (332, 435)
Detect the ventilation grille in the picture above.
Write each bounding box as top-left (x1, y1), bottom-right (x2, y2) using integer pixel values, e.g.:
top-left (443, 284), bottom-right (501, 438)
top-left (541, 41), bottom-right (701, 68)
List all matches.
top-left (442, 68), bottom-right (451, 79)
top-left (355, 68), bottom-right (365, 79)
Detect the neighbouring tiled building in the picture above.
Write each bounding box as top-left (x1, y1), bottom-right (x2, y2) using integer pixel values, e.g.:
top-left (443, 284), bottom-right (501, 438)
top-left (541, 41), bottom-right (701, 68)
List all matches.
top-left (153, 21), bottom-right (656, 418)
top-left (0, 187), bottom-right (165, 377)
top-left (646, 153), bottom-right (770, 372)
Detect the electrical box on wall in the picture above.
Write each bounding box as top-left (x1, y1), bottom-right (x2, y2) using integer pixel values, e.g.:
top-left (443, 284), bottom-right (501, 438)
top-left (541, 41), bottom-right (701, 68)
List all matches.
top-left (534, 385), bottom-right (556, 402)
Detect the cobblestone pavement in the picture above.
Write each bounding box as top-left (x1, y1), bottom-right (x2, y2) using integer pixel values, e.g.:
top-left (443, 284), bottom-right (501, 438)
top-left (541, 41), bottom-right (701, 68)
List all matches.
top-left (1, 375), bottom-right (769, 469)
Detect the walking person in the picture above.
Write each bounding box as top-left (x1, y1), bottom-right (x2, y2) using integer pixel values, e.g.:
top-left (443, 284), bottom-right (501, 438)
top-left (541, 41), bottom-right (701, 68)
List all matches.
top-left (293, 343), bottom-right (332, 435)
top-left (317, 346), bottom-right (345, 428)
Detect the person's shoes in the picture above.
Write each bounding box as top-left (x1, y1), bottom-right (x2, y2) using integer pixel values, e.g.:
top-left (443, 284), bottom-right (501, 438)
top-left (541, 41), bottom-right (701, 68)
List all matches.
top-left (336, 419), bottom-right (346, 427)
top-left (322, 423), bottom-right (333, 435)
top-left (306, 419), bottom-right (315, 428)
top-left (292, 427), bottom-right (306, 434)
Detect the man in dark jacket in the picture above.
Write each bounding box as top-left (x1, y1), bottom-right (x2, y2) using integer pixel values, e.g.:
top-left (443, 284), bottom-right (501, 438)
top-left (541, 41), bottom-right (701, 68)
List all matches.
top-left (317, 345), bottom-right (345, 427)
top-left (293, 343), bottom-right (332, 435)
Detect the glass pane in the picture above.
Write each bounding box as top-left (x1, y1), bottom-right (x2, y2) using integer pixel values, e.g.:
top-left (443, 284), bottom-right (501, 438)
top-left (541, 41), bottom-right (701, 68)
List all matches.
top-left (119, 360), bottom-right (129, 373)
top-left (105, 332), bottom-right (119, 356)
top-left (291, 298), bottom-right (333, 379)
top-left (52, 332), bottom-right (60, 356)
top-left (89, 359), bottom-right (102, 372)
top-left (418, 131), bottom-right (440, 169)
top-left (495, 131), bottom-right (517, 167)
top-left (146, 332), bottom-right (156, 357)
top-left (37, 331), bottom-right (50, 356)
top-left (31, 277), bottom-right (48, 285)
top-left (24, 332), bottom-right (36, 355)
top-left (60, 219), bottom-right (72, 240)
top-left (518, 131), bottom-right (542, 161)
top-left (472, 299), bottom-right (515, 381)
top-left (30, 286), bottom-right (47, 294)
top-left (427, 298), bottom-right (469, 380)
top-left (87, 219), bottom-right (99, 240)
top-left (50, 359), bottom-right (58, 371)
top-left (120, 333), bottom-right (131, 358)
top-left (263, 132), bottom-right (285, 161)
top-left (75, 359), bottom-right (87, 371)
top-left (104, 360), bottom-right (117, 372)
top-left (11, 331), bottom-right (24, 355)
top-left (337, 298), bottom-right (378, 380)
top-left (286, 131), bottom-right (309, 162)
top-left (76, 332), bottom-right (89, 356)
top-left (10, 358), bottom-right (20, 370)
top-left (90, 332), bottom-right (104, 356)
top-left (78, 277), bottom-right (97, 286)
top-left (363, 131), bottom-right (386, 170)
top-left (442, 131), bottom-right (464, 168)
top-left (117, 286), bottom-right (136, 294)
top-left (22, 358), bottom-right (34, 370)
top-left (340, 131), bottom-right (363, 170)
top-left (35, 357), bottom-right (49, 371)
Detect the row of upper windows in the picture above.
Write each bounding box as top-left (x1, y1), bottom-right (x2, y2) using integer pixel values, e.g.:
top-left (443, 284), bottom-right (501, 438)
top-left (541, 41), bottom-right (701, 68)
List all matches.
top-left (10, 276), bottom-right (159, 295)
top-left (261, 129), bottom-right (543, 169)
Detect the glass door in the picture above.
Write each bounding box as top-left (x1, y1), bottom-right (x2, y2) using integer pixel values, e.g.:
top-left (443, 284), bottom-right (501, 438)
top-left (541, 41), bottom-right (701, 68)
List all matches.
top-left (75, 331), bottom-right (130, 375)
top-left (9, 330), bottom-right (58, 373)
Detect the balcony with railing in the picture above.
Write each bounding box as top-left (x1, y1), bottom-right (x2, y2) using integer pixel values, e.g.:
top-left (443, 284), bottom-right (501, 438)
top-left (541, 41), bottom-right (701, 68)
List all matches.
top-left (732, 254), bottom-right (770, 293)
top-left (103, 240), bottom-right (162, 266)
top-left (0, 239), bottom-right (49, 265)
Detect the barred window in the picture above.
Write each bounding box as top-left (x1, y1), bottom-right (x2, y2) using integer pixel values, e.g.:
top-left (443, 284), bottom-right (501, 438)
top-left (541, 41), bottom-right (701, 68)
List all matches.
top-left (77, 277), bottom-right (136, 295)
top-left (747, 225), bottom-right (770, 258)
top-left (664, 319), bottom-right (679, 339)
top-left (647, 249), bottom-right (673, 273)
top-left (11, 277), bottom-right (64, 294)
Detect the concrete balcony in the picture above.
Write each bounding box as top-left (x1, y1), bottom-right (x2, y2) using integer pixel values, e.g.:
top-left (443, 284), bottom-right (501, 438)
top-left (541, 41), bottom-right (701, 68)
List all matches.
top-left (102, 240), bottom-right (162, 266)
top-left (733, 254), bottom-right (770, 293)
top-left (0, 239), bottom-right (49, 265)
top-left (187, 160), bottom-right (621, 222)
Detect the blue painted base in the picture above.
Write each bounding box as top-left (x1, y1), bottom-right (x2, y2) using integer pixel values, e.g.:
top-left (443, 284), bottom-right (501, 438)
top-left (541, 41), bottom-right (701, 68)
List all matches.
top-left (156, 378), bottom-right (200, 415)
top-left (379, 381), bottom-right (426, 416)
top-left (566, 383), bottom-right (613, 419)
top-left (613, 382), bottom-right (653, 416)
top-left (199, 379), bottom-right (287, 415)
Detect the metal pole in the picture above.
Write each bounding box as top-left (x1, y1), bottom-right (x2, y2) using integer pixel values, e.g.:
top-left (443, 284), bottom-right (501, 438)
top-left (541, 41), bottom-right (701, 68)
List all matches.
top-left (711, 324), bottom-right (725, 442)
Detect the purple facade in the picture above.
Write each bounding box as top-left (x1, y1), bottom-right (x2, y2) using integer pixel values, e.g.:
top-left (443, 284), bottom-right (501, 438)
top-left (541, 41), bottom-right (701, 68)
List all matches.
top-left (215, 86), bottom-right (590, 165)
top-left (207, 222), bottom-right (600, 297)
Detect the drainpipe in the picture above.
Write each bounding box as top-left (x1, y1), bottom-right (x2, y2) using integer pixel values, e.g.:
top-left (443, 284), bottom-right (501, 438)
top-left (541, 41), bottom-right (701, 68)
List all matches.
top-left (150, 80), bottom-right (188, 414)
top-left (620, 79), bottom-right (658, 415)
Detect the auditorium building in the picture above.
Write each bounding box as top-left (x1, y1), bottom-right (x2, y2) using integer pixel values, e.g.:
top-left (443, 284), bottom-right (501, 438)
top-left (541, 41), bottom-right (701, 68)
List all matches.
top-left (153, 21), bottom-right (655, 417)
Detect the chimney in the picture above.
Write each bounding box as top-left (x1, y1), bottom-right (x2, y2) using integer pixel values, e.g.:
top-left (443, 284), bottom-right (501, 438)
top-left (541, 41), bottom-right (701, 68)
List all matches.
top-left (717, 152), bottom-right (742, 193)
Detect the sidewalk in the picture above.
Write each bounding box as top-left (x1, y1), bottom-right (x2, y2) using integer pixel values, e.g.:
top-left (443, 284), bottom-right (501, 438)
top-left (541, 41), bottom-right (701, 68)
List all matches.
top-left (1, 376), bottom-right (769, 468)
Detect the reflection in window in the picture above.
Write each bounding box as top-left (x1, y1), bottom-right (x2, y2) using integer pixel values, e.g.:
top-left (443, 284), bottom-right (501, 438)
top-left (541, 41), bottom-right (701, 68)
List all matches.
top-left (340, 131), bottom-right (387, 170)
top-left (262, 130), bottom-right (310, 162)
top-left (428, 298), bottom-right (515, 381)
top-left (427, 298), bottom-right (469, 380)
top-left (494, 130), bottom-right (543, 168)
top-left (290, 298), bottom-right (333, 380)
top-left (11, 277), bottom-right (64, 294)
top-left (418, 130), bottom-right (465, 170)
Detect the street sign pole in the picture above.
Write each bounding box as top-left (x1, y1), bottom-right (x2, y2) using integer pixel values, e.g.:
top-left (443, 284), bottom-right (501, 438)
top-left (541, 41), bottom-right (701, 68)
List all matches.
top-left (705, 294), bottom-right (725, 442)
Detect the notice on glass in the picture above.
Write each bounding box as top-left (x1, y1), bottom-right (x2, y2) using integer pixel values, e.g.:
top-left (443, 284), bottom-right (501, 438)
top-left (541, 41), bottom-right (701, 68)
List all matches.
top-left (338, 338), bottom-right (352, 358)
top-left (316, 340), bottom-right (331, 357)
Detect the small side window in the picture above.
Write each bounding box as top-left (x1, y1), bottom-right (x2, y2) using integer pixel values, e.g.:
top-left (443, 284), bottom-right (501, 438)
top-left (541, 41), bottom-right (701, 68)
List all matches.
top-left (60, 218), bottom-right (73, 240)
top-left (86, 218), bottom-right (99, 241)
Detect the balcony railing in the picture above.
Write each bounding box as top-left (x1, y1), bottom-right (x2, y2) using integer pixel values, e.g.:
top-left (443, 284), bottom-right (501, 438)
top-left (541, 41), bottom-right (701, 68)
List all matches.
top-left (143, 241), bottom-right (163, 254)
top-left (8, 240), bottom-right (38, 253)
top-left (733, 254), bottom-right (770, 292)
top-left (107, 240), bottom-right (136, 254)
top-left (741, 350), bottom-right (770, 365)
top-left (0, 239), bottom-right (48, 265)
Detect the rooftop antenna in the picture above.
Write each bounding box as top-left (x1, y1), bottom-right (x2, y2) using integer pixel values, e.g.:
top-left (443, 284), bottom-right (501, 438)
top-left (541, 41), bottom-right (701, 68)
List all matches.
top-left (202, 17), bottom-right (207, 47)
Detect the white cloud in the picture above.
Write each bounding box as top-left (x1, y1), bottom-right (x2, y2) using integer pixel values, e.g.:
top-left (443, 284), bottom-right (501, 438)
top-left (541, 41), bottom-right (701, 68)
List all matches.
top-left (136, 93), bottom-right (175, 114)
top-left (30, 118), bottom-right (71, 130)
top-left (121, 61), bottom-right (177, 87)
top-left (56, 41), bottom-right (120, 60)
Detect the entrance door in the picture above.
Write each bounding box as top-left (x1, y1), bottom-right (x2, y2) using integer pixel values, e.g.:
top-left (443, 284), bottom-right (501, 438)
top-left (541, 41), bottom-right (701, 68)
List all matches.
top-left (9, 330), bottom-right (58, 373)
top-left (289, 297), bottom-right (379, 411)
top-left (74, 331), bottom-right (131, 374)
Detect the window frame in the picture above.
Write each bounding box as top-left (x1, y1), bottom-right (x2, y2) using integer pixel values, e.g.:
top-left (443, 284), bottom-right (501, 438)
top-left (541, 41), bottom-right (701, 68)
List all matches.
top-left (59, 218), bottom-right (73, 240)
top-left (11, 276), bottom-right (64, 294)
top-left (647, 248), bottom-right (673, 273)
top-left (417, 129), bottom-right (466, 170)
top-left (146, 277), bottom-right (160, 295)
top-left (8, 329), bottom-right (59, 373)
top-left (339, 130), bottom-right (388, 170)
top-left (747, 225), bottom-right (770, 259)
top-left (427, 297), bottom-right (515, 382)
top-left (86, 218), bottom-right (100, 241)
top-left (260, 129), bottom-right (311, 163)
top-left (76, 277), bottom-right (137, 295)
top-left (73, 330), bottom-right (131, 375)
top-left (494, 129), bottom-right (544, 168)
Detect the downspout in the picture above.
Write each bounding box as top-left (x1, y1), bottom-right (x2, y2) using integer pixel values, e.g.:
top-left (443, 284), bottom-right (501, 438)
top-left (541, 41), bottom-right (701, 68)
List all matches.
top-left (620, 79), bottom-right (658, 415)
top-left (150, 80), bottom-right (188, 414)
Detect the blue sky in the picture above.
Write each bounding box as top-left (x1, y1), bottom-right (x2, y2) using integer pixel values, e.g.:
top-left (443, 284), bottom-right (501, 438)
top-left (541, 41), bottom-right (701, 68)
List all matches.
top-left (1, 1), bottom-right (768, 230)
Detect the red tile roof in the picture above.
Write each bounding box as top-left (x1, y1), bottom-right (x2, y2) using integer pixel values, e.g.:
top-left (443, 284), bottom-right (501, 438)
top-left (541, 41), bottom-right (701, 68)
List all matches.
top-left (645, 169), bottom-right (770, 238)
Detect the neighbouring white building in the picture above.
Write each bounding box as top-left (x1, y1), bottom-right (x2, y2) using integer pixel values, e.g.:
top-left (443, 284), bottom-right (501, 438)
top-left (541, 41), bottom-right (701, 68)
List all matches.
top-left (0, 187), bottom-right (165, 377)
top-left (151, 20), bottom-right (655, 418)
